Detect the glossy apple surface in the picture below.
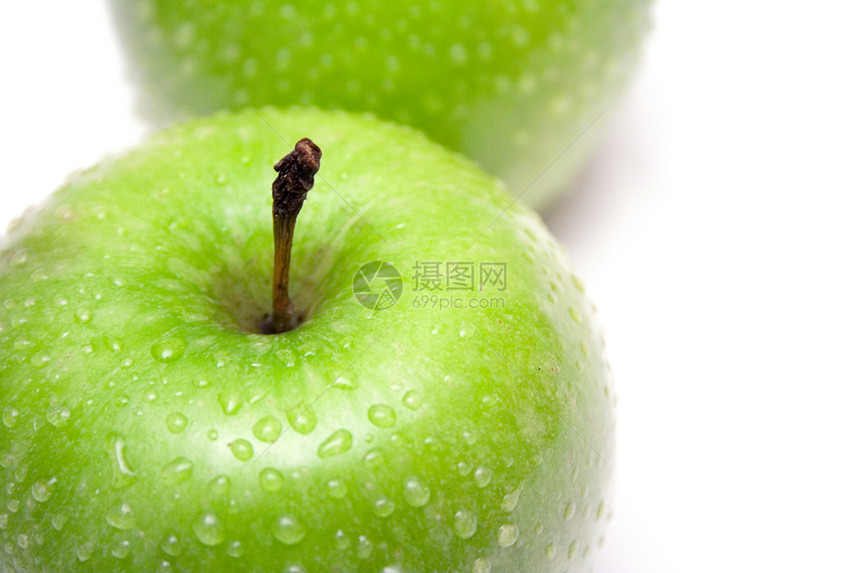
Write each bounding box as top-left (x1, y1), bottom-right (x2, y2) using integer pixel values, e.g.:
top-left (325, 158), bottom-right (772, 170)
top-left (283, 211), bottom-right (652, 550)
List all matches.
top-left (0, 108), bottom-right (613, 572)
top-left (110, 0), bottom-right (650, 207)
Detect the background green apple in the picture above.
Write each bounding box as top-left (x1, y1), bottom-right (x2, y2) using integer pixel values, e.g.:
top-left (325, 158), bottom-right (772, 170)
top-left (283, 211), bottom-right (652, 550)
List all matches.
top-left (0, 108), bottom-right (613, 572)
top-left (109, 0), bottom-right (650, 208)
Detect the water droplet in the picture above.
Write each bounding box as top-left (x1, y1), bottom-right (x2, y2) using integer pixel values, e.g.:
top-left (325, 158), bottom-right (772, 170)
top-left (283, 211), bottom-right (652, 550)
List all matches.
top-left (318, 429), bottom-right (353, 458)
top-left (218, 392), bottom-right (243, 415)
top-left (162, 457), bottom-right (193, 485)
top-left (545, 542), bottom-right (556, 559)
top-left (47, 406), bottom-right (71, 427)
top-left (482, 394), bottom-right (500, 407)
top-left (367, 404), bottom-right (396, 428)
top-left (207, 429), bottom-right (219, 440)
top-left (473, 557), bottom-right (492, 573)
top-left (143, 390), bottom-right (158, 403)
top-left (210, 475), bottom-right (230, 495)
top-left (287, 407), bottom-right (317, 434)
top-left (333, 376), bottom-right (356, 390)
top-left (497, 523), bottom-right (519, 547)
top-left (568, 540), bottom-right (578, 559)
top-left (226, 540), bottom-right (244, 558)
top-left (150, 338), bottom-right (186, 363)
top-left (474, 466), bottom-right (493, 488)
top-left (363, 448), bottom-right (384, 468)
top-left (156, 560), bottom-right (173, 573)
top-left (76, 542), bottom-right (94, 561)
top-left (373, 497), bottom-right (395, 517)
top-left (7, 499), bottom-right (20, 513)
top-left (454, 510), bottom-right (477, 539)
top-left (166, 412), bottom-right (187, 433)
top-left (194, 511), bottom-right (225, 546)
top-left (161, 533), bottom-right (182, 556)
top-left (273, 515), bottom-right (305, 545)
top-left (403, 477), bottom-right (431, 507)
top-left (192, 379), bottom-right (210, 388)
top-left (564, 502), bottom-right (576, 521)
top-left (402, 390), bottom-right (423, 410)
top-left (259, 468), bottom-right (285, 492)
top-left (16, 534), bottom-right (28, 549)
top-left (2, 407), bottom-right (19, 428)
top-left (74, 308), bottom-right (93, 324)
top-left (31, 478), bottom-right (55, 502)
top-left (9, 249), bottom-right (28, 267)
top-left (106, 502), bottom-right (135, 530)
top-left (457, 461), bottom-right (473, 476)
top-left (230, 439), bottom-right (254, 461)
top-left (568, 306), bottom-right (583, 324)
top-left (581, 341), bottom-right (591, 357)
top-left (253, 416), bottom-right (283, 443)
top-left (51, 513), bottom-right (67, 531)
top-left (356, 535), bottom-right (373, 559)
top-left (501, 489), bottom-right (521, 512)
top-left (327, 479), bottom-right (348, 499)
top-left (0, 514), bottom-right (7, 530)
top-left (334, 529), bottom-right (349, 550)
top-left (112, 539), bottom-right (131, 559)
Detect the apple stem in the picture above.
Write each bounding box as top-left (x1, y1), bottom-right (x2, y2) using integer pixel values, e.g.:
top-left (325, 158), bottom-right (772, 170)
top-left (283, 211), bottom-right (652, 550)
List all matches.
top-left (268, 138), bottom-right (322, 334)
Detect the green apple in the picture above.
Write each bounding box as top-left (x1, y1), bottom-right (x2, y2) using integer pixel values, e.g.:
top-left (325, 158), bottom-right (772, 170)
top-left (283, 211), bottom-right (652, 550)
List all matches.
top-left (0, 108), bottom-right (614, 572)
top-left (109, 0), bottom-right (650, 208)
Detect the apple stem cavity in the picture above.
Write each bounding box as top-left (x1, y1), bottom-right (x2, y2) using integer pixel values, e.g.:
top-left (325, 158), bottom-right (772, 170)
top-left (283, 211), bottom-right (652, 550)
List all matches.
top-left (264, 137), bottom-right (322, 334)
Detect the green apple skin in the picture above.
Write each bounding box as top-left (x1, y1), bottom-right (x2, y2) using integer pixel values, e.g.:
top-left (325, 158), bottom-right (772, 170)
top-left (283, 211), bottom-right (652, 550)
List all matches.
top-left (109, 0), bottom-right (650, 208)
top-left (0, 109), bottom-right (614, 572)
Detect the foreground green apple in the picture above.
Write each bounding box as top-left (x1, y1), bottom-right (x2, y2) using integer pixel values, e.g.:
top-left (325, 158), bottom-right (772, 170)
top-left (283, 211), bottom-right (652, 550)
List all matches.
top-left (110, 0), bottom-right (650, 207)
top-left (0, 108), bottom-right (614, 572)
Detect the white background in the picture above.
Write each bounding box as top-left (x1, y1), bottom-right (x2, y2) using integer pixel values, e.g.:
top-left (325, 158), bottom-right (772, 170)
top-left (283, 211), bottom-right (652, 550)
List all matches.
top-left (2, 2), bottom-right (859, 572)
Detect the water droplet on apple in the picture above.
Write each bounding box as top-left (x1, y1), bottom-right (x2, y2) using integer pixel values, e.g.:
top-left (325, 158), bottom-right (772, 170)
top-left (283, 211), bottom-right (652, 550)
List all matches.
top-left (454, 510), bottom-right (477, 539)
top-left (474, 466), bottom-right (493, 488)
top-left (481, 394), bottom-right (500, 407)
top-left (165, 412), bottom-right (187, 433)
top-left (162, 457), bottom-right (193, 485)
top-left (273, 515), bottom-right (305, 545)
top-left (209, 475), bottom-right (230, 495)
top-left (76, 542), bottom-right (94, 562)
top-left (568, 540), bottom-right (578, 558)
top-left (156, 560), bottom-right (173, 573)
top-left (230, 439), bottom-right (254, 461)
top-left (111, 539), bottom-right (131, 559)
top-left (545, 542), bottom-right (557, 559)
top-left (497, 523), bottom-right (519, 547)
top-left (259, 468), bottom-right (285, 492)
top-left (501, 488), bottom-right (521, 512)
top-left (47, 406), bottom-right (71, 427)
top-left (9, 249), bottom-right (28, 268)
top-left (287, 407), bottom-right (317, 434)
top-left (16, 534), bottom-right (28, 549)
top-left (457, 461), bottom-right (473, 476)
top-left (564, 501), bottom-right (576, 521)
top-left (218, 392), bottom-right (243, 415)
top-left (74, 308), bottom-right (93, 324)
top-left (106, 433), bottom-right (136, 487)
top-left (150, 338), bottom-right (186, 363)
top-left (193, 511), bottom-right (226, 546)
top-left (568, 306), bottom-right (582, 324)
top-left (403, 477), bottom-right (431, 507)
top-left (581, 341), bottom-right (591, 357)
top-left (368, 404), bottom-right (396, 428)
top-left (318, 429), bottom-right (353, 458)
top-left (2, 407), bottom-right (19, 428)
top-left (143, 390), bottom-right (158, 403)
top-left (0, 514), bottom-right (7, 530)
top-left (356, 535), bottom-right (373, 559)
top-left (161, 533), bottom-right (182, 556)
top-left (106, 502), bottom-right (135, 530)
top-left (226, 540), bottom-right (244, 558)
top-left (472, 556), bottom-right (492, 573)
top-left (51, 513), bottom-right (67, 531)
top-left (31, 478), bottom-right (55, 502)
top-left (192, 379), bottom-right (210, 388)
top-left (333, 376), bottom-right (356, 390)
top-left (327, 479), bottom-right (348, 499)
top-left (402, 390), bottom-right (423, 410)
top-left (207, 429), bottom-right (219, 440)
top-left (372, 497), bottom-right (395, 518)
top-left (7, 499), bottom-right (20, 513)
top-left (253, 415), bottom-right (283, 443)
top-left (334, 529), bottom-right (349, 550)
